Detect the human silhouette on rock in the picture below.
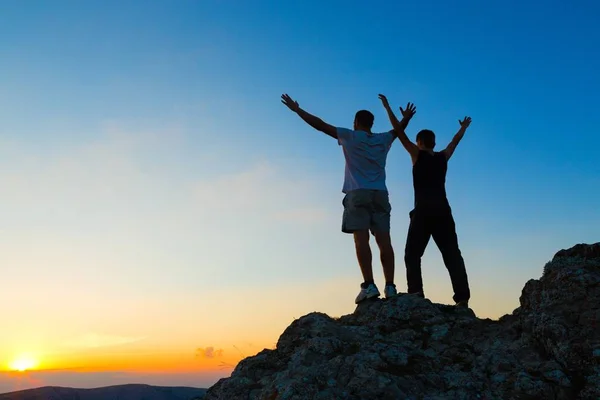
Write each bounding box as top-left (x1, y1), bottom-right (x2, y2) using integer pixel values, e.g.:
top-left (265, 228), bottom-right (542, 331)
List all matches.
top-left (379, 94), bottom-right (472, 307)
top-left (281, 93), bottom-right (415, 303)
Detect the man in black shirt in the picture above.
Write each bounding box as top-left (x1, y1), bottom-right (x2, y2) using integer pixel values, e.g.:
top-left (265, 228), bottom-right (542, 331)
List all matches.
top-left (379, 94), bottom-right (471, 307)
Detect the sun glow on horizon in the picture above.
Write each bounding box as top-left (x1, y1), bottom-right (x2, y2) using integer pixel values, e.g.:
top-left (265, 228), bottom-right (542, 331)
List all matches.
top-left (9, 356), bottom-right (39, 372)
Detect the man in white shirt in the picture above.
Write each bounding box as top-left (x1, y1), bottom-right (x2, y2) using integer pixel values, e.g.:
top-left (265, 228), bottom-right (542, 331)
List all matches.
top-left (281, 94), bottom-right (416, 303)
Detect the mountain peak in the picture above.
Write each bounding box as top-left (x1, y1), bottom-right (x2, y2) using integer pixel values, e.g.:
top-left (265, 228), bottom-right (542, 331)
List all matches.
top-left (206, 242), bottom-right (600, 400)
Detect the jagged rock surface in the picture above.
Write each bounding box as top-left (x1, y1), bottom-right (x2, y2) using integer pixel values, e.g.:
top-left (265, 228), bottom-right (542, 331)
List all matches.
top-left (205, 243), bottom-right (600, 400)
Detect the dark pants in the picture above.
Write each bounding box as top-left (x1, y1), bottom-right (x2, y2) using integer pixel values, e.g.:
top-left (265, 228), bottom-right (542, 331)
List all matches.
top-left (404, 209), bottom-right (470, 303)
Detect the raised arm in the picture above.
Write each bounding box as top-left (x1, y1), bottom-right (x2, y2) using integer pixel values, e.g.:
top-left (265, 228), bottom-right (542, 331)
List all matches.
top-left (378, 94), bottom-right (419, 160)
top-left (281, 94), bottom-right (337, 139)
top-left (443, 116), bottom-right (472, 160)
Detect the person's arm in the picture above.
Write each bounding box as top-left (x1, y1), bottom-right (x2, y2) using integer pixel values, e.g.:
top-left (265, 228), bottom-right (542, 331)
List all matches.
top-left (281, 93), bottom-right (338, 139)
top-left (378, 94), bottom-right (419, 160)
top-left (443, 116), bottom-right (472, 160)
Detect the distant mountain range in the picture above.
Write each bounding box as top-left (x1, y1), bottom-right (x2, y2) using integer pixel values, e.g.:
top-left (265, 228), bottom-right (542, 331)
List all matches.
top-left (0, 384), bottom-right (206, 400)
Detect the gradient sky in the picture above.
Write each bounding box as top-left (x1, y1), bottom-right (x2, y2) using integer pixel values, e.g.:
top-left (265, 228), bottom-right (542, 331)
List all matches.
top-left (1, 0), bottom-right (599, 393)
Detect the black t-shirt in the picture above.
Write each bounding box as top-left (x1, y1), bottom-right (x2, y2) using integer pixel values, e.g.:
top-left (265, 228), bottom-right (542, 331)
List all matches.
top-left (412, 150), bottom-right (451, 213)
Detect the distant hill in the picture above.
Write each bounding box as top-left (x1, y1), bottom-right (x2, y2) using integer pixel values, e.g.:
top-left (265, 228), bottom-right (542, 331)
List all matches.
top-left (0, 384), bottom-right (206, 400)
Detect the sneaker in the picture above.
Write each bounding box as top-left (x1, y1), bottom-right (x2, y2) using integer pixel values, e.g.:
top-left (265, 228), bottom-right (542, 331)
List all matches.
top-left (455, 300), bottom-right (469, 308)
top-left (355, 283), bottom-right (380, 304)
top-left (384, 284), bottom-right (397, 299)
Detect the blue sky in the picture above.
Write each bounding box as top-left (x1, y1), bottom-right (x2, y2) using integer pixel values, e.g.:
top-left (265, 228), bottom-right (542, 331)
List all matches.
top-left (0, 0), bottom-right (599, 391)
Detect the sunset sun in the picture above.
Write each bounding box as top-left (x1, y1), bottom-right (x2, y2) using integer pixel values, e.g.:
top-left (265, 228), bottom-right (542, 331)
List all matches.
top-left (9, 356), bottom-right (39, 372)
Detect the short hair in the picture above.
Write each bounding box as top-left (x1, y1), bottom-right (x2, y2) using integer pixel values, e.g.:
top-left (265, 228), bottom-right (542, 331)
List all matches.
top-left (354, 110), bottom-right (374, 129)
top-left (416, 129), bottom-right (436, 149)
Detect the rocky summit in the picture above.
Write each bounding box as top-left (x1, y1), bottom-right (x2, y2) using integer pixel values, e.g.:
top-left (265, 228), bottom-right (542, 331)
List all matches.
top-left (205, 243), bottom-right (600, 400)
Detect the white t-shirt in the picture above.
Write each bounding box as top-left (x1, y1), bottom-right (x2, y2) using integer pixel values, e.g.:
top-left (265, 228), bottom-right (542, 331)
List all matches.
top-left (336, 128), bottom-right (395, 194)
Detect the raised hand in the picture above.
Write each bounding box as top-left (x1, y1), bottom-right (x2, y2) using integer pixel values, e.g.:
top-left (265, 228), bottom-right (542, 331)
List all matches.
top-left (459, 116), bottom-right (472, 129)
top-left (378, 94), bottom-right (391, 109)
top-left (281, 94), bottom-right (300, 112)
top-left (400, 102), bottom-right (417, 119)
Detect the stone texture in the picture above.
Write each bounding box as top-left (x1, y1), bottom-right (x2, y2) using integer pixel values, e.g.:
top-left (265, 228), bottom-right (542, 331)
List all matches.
top-left (205, 243), bottom-right (600, 400)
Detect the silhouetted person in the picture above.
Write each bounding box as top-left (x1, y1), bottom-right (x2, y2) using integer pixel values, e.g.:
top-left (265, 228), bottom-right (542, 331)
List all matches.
top-left (379, 94), bottom-right (471, 307)
top-left (281, 93), bottom-right (415, 303)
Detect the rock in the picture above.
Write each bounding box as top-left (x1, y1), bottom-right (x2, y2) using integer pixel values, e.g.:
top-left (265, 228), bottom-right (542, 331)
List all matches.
top-left (205, 243), bottom-right (600, 400)
top-left (553, 242), bottom-right (600, 260)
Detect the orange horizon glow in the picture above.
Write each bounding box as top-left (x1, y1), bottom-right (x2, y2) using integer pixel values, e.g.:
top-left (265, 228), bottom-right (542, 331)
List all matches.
top-left (0, 279), bottom-right (513, 387)
top-left (1, 344), bottom-right (269, 375)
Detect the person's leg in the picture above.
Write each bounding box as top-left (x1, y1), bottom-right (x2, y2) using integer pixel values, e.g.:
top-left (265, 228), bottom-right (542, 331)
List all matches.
top-left (353, 229), bottom-right (380, 303)
top-left (353, 230), bottom-right (373, 283)
top-left (373, 230), bottom-right (397, 298)
top-left (342, 190), bottom-right (379, 303)
top-left (373, 231), bottom-right (394, 284)
top-left (404, 210), bottom-right (431, 296)
top-left (431, 212), bottom-right (470, 304)
top-left (371, 190), bottom-right (394, 286)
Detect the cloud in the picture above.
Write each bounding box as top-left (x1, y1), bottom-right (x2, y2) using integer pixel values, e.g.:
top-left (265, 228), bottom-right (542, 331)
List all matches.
top-left (0, 132), bottom-right (333, 234)
top-left (195, 347), bottom-right (224, 359)
top-left (191, 160), bottom-right (332, 222)
top-left (63, 334), bottom-right (145, 349)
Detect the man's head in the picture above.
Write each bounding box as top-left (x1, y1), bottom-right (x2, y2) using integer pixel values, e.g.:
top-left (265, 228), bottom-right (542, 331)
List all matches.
top-left (353, 110), bottom-right (374, 132)
top-left (416, 129), bottom-right (436, 150)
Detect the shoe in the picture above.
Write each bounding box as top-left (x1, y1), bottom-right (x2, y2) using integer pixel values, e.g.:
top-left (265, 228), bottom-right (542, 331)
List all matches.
top-left (384, 284), bottom-right (397, 299)
top-left (355, 283), bottom-right (380, 304)
top-left (455, 300), bottom-right (469, 308)
top-left (408, 291), bottom-right (425, 298)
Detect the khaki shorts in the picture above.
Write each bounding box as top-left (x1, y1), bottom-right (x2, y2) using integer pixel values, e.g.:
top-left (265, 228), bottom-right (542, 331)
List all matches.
top-left (341, 189), bottom-right (391, 234)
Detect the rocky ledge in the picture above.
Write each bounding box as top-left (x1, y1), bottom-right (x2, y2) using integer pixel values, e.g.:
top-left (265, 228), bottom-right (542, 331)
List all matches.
top-left (205, 243), bottom-right (600, 400)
